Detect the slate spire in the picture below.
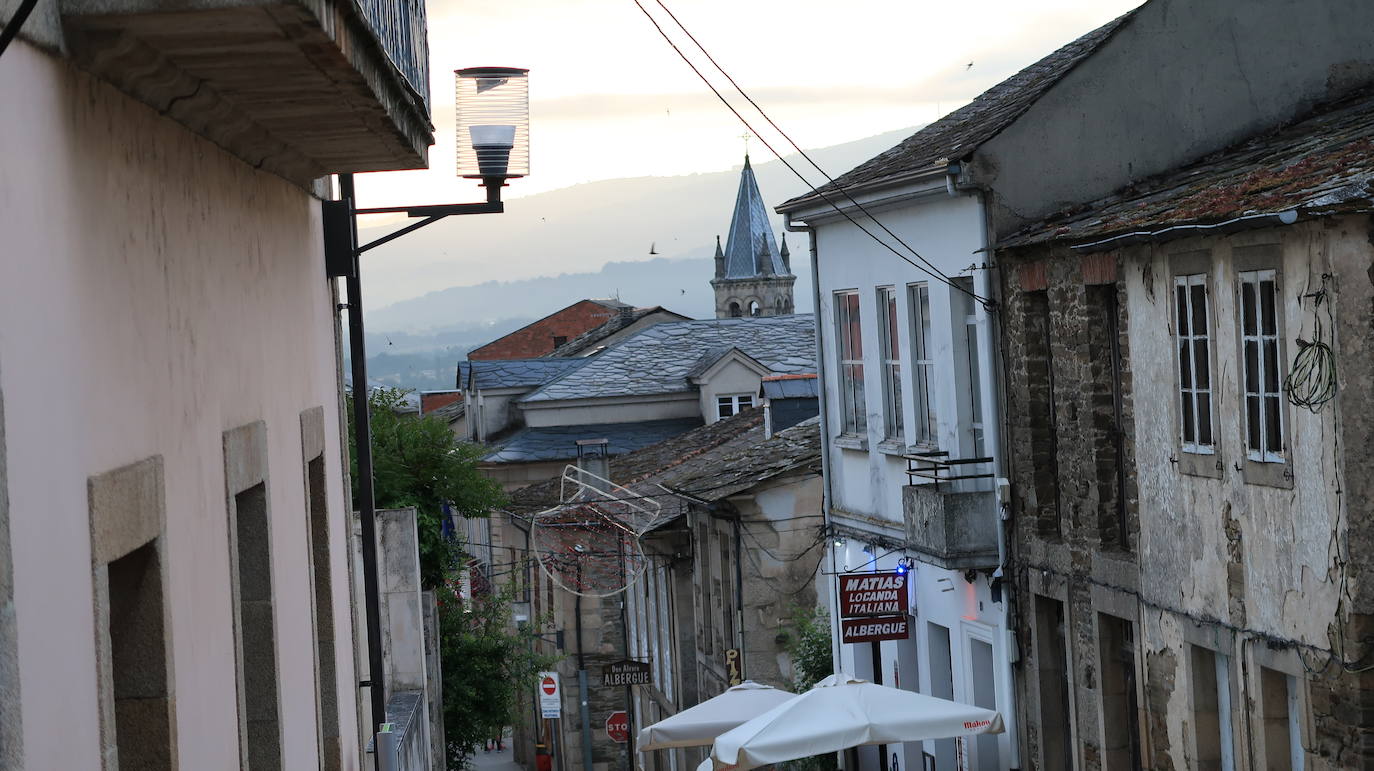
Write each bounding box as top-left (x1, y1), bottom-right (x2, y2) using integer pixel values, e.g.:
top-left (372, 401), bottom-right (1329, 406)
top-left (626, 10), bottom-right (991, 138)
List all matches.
top-left (780, 232), bottom-right (791, 273)
top-left (714, 235), bottom-right (725, 278)
top-left (722, 154), bottom-right (784, 278)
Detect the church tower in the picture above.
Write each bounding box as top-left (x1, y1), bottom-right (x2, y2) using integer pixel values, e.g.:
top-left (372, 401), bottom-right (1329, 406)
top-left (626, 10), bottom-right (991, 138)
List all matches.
top-left (711, 155), bottom-right (796, 318)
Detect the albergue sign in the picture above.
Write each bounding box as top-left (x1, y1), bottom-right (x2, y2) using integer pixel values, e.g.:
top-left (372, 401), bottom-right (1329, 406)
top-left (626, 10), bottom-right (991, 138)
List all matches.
top-left (841, 615), bottom-right (910, 644)
top-left (839, 571), bottom-right (909, 618)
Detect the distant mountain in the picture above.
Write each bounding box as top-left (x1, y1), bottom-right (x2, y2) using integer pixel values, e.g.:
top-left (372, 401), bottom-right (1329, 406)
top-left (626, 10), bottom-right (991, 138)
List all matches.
top-left (362, 126), bottom-right (916, 332)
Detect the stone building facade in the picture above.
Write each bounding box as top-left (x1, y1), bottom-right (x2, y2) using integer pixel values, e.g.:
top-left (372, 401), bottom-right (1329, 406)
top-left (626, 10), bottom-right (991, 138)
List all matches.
top-left (997, 91), bottom-right (1374, 770)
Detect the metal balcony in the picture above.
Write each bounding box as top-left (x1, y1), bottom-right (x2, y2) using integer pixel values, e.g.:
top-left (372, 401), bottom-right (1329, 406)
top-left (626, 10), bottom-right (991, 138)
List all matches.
top-left (61, 0), bottom-right (434, 186)
top-left (901, 452), bottom-right (997, 570)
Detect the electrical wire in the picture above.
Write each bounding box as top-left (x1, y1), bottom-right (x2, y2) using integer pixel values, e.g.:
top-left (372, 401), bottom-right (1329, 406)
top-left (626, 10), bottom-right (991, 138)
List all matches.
top-left (646, 0), bottom-right (993, 311)
top-left (1284, 273), bottom-right (1337, 412)
top-left (629, 0), bottom-right (995, 310)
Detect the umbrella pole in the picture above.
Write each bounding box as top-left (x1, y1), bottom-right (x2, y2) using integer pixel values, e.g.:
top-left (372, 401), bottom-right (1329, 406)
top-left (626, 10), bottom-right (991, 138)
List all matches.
top-left (871, 641), bottom-right (888, 771)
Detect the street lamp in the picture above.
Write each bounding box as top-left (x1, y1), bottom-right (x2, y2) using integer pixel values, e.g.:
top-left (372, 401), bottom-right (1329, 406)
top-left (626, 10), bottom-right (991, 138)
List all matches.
top-left (456, 66), bottom-right (529, 189)
top-left (324, 66), bottom-right (530, 771)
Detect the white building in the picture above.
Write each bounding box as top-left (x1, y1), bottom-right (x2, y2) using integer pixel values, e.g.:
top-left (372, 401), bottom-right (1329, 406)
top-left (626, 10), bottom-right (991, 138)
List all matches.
top-left (0, 0), bottom-right (433, 767)
top-left (772, 19), bottom-right (1138, 771)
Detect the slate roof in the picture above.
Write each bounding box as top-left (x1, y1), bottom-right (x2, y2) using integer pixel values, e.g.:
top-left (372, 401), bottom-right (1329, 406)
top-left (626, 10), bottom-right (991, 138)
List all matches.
top-left (658, 416), bottom-right (821, 503)
top-left (427, 399), bottom-right (466, 423)
top-left (547, 306), bottom-right (690, 358)
top-left (504, 409), bottom-right (766, 515)
top-left (777, 13), bottom-right (1132, 212)
top-left (520, 315), bottom-right (816, 403)
top-left (762, 373), bottom-right (820, 400)
top-left (722, 156), bottom-right (788, 278)
top-left (483, 417), bottom-right (703, 463)
top-left (457, 357), bottom-right (589, 391)
top-left (1002, 90), bottom-right (1374, 251)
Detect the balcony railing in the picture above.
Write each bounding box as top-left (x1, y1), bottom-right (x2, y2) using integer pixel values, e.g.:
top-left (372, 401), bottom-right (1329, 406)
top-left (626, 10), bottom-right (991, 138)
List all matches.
top-left (357, 0), bottom-right (431, 109)
top-left (903, 450), bottom-right (994, 491)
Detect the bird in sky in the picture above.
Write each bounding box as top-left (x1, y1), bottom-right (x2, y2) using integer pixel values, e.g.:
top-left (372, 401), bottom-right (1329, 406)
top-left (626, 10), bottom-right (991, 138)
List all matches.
top-left (966, 62), bottom-right (974, 70)
top-left (649, 242), bottom-right (658, 255)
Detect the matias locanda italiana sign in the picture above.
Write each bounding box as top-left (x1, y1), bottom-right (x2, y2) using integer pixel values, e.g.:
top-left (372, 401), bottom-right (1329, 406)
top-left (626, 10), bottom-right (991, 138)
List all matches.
top-left (841, 615), bottom-right (910, 644)
top-left (601, 659), bottom-right (652, 687)
top-left (839, 571), bottom-right (909, 618)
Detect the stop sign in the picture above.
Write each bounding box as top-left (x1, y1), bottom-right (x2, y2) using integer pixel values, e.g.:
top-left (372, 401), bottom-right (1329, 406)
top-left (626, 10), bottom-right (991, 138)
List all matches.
top-left (605, 711), bottom-right (629, 743)
top-left (541, 676), bottom-right (557, 696)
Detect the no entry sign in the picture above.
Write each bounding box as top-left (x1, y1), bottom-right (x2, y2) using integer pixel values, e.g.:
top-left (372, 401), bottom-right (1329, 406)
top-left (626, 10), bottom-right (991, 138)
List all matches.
top-left (537, 671), bottom-right (561, 718)
top-left (841, 615), bottom-right (910, 644)
top-left (605, 711), bottom-right (630, 743)
top-left (839, 572), bottom-right (909, 617)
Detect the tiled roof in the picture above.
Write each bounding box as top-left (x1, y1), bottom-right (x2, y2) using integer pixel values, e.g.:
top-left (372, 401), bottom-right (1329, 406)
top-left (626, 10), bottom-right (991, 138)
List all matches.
top-left (520, 315), bottom-right (816, 403)
top-left (657, 417), bottom-right (821, 503)
top-left (777, 14), bottom-right (1131, 212)
top-left (427, 399), bottom-right (466, 423)
top-left (482, 417), bottom-right (703, 463)
top-left (762, 373), bottom-right (819, 400)
top-left (1002, 90), bottom-right (1374, 250)
top-left (504, 409), bottom-right (765, 514)
top-left (723, 156), bottom-right (788, 278)
top-left (457, 357), bottom-right (590, 391)
top-left (547, 306), bottom-right (689, 358)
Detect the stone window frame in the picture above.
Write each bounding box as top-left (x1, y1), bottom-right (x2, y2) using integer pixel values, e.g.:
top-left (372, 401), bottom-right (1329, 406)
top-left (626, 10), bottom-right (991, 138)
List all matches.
top-left (223, 420), bottom-right (284, 770)
top-left (87, 455), bottom-right (178, 769)
top-left (1232, 244), bottom-right (1294, 489)
top-left (1247, 644), bottom-right (1313, 768)
top-left (1180, 621), bottom-right (1241, 770)
top-left (1168, 251), bottom-right (1225, 479)
top-left (1026, 573), bottom-right (1078, 771)
top-left (1090, 587), bottom-right (1145, 770)
top-left (301, 407), bottom-right (342, 771)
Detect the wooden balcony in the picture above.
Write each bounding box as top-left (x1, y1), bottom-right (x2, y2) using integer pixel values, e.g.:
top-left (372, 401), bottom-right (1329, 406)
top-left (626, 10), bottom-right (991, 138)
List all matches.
top-left (62, 0), bottom-right (434, 186)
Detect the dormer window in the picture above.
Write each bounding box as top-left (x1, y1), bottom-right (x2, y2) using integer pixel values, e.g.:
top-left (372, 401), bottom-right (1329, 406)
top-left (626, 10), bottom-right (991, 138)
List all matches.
top-left (717, 393), bottom-right (755, 419)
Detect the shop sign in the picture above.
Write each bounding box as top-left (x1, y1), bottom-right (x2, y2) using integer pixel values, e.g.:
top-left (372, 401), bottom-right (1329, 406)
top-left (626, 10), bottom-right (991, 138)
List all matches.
top-left (601, 659), bottom-right (651, 686)
top-left (839, 571), bottom-right (909, 618)
top-left (840, 614), bottom-right (910, 644)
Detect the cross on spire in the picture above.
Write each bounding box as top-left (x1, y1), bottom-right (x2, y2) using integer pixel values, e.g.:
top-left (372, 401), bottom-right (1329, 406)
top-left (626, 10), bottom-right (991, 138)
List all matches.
top-left (739, 131), bottom-right (751, 158)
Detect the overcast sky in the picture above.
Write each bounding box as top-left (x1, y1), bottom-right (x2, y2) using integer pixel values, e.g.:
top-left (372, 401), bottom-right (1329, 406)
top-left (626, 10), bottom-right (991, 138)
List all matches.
top-left (353, 0), bottom-right (1144, 211)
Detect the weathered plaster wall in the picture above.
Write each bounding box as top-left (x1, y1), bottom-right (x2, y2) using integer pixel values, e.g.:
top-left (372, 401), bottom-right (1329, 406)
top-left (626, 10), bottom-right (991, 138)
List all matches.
top-left (1002, 216), bottom-right (1372, 769)
top-left (0, 43), bottom-right (357, 768)
top-left (975, 0), bottom-right (1374, 235)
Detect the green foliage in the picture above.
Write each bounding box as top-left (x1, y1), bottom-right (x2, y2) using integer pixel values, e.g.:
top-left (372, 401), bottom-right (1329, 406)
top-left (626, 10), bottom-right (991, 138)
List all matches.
top-left (346, 387), bottom-right (506, 588)
top-left (785, 604), bottom-right (834, 691)
top-left (781, 604), bottom-right (838, 771)
top-left (438, 551), bottom-right (559, 768)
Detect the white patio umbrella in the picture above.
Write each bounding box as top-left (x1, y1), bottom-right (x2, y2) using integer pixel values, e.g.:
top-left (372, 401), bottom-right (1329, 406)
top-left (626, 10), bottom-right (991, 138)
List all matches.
top-left (705, 674), bottom-right (1003, 771)
top-left (638, 681), bottom-right (797, 750)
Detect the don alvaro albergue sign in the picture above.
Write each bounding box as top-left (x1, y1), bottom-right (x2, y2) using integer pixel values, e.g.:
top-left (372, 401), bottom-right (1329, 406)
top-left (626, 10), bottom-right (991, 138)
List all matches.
top-left (839, 571), bottom-right (910, 643)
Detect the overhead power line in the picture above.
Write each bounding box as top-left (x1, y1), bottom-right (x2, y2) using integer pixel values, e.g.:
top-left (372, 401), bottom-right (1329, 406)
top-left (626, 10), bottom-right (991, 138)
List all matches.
top-left (631, 0), bottom-right (994, 309)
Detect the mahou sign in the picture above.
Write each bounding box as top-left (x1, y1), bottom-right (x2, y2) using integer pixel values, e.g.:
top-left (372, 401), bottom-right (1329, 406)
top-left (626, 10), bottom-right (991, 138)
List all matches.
top-left (839, 571), bottom-right (909, 617)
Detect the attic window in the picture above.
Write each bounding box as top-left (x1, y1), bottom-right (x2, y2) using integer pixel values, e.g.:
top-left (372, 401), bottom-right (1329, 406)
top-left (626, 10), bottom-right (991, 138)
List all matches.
top-left (552, 335), bottom-right (568, 348)
top-left (717, 394), bottom-right (754, 420)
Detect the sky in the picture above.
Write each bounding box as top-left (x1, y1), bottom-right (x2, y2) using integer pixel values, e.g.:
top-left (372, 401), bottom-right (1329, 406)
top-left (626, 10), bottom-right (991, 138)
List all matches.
top-left (354, 0), bottom-right (1143, 211)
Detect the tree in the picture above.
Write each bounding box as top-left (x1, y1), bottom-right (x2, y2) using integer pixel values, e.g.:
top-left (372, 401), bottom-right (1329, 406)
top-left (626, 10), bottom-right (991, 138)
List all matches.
top-left (346, 387), bottom-right (506, 587)
top-left (437, 561), bottom-right (558, 768)
top-left (781, 604), bottom-right (837, 771)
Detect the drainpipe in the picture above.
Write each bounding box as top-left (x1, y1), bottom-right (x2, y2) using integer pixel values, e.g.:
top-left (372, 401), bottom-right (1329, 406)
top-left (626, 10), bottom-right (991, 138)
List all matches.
top-left (783, 212), bottom-right (843, 680)
top-left (972, 189), bottom-right (1022, 770)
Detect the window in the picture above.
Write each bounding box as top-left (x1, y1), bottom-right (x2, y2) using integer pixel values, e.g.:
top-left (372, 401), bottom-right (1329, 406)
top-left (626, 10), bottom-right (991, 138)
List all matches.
top-left (907, 283), bottom-right (935, 445)
top-left (1087, 284), bottom-right (1128, 551)
top-left (1176, 274), bottom-right (1215, 454)
top-left (552, 335), bottom-right (567, 348)
top-left (748, 300), bottom-right (761, 317)
top-left (231, 483), bottom-right (283, 770)
top-left (1023, 290), bottom-right (1061, 535)
top-left (1260, 667), bottom-right (1304, 770)
top-left (953, 277), bottom-right (985, 456)
top-left (1190, 645), bottom-right (1235, 771)
top-left (877, 286), bottom-right (903, 440)
top-left (1099, 613), bottom-right (1142, 770)
top-left (728, 302), bottom-right (741, 318)
top-left (1240, 270), bottom-right (1284, 462)
top-left (306, 454), bottom-right (342, 770)
top-left (107, 542), bottom-right (173, 769)
top-left (1034, 596), bottom-right (1072, 770)
top-left (834, 291), bottom-right (866, 435)
top-left (717, 393), bottom-right (754, 420)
